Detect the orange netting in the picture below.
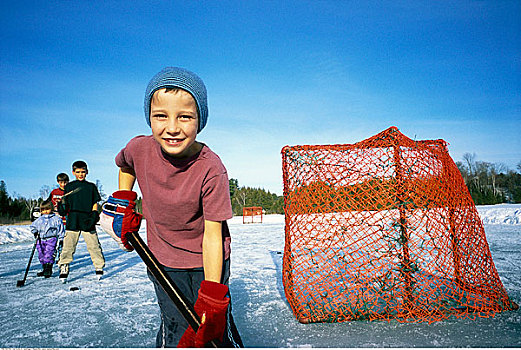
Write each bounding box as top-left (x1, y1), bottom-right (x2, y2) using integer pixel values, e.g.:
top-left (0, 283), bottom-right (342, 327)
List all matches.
top-left (243, 206), bottom-right (263, 224)
top-left (281, 126), bottom-right (516, 324)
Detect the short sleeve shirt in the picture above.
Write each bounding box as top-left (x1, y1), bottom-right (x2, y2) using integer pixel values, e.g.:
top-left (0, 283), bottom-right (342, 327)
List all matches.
top-left (63, 180), bottom-right (101, 231)
top-left (115, 135), bottom-right (232, 268)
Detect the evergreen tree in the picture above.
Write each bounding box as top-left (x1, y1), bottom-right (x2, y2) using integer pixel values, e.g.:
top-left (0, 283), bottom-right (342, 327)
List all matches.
top-left (0, 181), bottom-right (9, 217)
top-left (229, 179), bottom-right (283, 215)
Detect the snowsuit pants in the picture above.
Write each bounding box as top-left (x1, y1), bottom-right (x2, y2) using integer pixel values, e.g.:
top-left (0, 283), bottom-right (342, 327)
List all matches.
top-left (36, 236), bottom-right (58, 265)
top-left (58, 230), bottom-right (105, 270)
top-left (148, 259), bottom-right (243, 348)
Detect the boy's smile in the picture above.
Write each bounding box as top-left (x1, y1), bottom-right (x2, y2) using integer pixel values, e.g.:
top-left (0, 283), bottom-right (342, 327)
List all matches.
top-left (150, 88), bottom-right (201, 158)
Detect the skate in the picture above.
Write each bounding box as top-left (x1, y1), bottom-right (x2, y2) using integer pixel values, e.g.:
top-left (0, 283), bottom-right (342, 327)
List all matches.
top-left (59, 264), bottom-right (69, 283)
top-left (43, 263), bottom-right (53, 278)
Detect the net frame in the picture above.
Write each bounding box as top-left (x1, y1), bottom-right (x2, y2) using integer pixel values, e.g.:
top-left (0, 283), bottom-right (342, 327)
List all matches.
top-left (243, 206), bottom-right (263, 224)
top-left (281, 126), bottom-right (516, 324)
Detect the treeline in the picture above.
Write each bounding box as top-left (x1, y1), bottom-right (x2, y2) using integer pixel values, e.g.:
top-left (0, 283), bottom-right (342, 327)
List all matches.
top-left (456, 153), bottom-right (521, 205)
top-left (0, 181), bottom-right (38, 224)
top-left (4, 155), bottom-right (518, 224)
top-left (229, 179), bottom-right (284, 215)
top-left (1, 177), bottom-right (283, 224)
top-left (136, 180), bottom-right (284, 216)
top-left (0, 180), bottom-right (107, 224)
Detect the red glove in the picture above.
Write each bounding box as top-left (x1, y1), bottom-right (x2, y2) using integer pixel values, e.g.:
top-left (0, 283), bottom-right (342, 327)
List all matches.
top-left (177, 281), bottom-right (230, 348)
top-left (115, 190), bottom-right (142, 251)
top-left (99, 190), bottom-right (142, 251)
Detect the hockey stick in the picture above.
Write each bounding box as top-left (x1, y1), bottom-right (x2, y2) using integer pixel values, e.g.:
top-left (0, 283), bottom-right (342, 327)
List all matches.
top-left (61, 187), bottom-right (81, 198)
top-left (126, 231), bottom-right (219, 348)
top-left (16, 234), bottom-right (40, 287)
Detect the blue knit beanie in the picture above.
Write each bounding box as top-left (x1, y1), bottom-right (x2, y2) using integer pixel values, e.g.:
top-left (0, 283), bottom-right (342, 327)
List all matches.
top-left (144, 67), bottom-right (208, 133)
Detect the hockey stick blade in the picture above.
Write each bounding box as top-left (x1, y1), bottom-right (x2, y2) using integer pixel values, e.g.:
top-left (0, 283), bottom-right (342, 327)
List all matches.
top-left (126, 231), bottom-right (219, 348)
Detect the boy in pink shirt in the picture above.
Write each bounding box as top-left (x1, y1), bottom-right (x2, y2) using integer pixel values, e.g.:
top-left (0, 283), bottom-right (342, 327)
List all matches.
top-left (105, 67), bottom-right (242, 347)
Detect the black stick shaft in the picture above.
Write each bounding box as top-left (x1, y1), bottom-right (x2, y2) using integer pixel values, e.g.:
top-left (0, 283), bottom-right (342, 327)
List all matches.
top-left (126, 231), bottom-right (219, 348)
top-left (17, 236), bottom-right (38, 287)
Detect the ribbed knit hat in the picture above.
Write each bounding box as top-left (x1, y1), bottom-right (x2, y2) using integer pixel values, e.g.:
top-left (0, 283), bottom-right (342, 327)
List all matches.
top-left (144, 67), bottom-right (208, 133)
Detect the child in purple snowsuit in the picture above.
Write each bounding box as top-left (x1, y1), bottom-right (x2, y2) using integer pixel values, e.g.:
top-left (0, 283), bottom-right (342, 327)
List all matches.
top-left (30, 200), bottom-right (65, 278)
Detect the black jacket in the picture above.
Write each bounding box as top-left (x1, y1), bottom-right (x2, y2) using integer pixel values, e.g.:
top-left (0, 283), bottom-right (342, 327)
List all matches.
top-left (62, 180), bottom-right (101, 231)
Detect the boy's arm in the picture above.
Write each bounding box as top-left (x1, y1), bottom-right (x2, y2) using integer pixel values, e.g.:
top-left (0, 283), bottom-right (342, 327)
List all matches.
top-left (119, 167), bottom-right (136, 190)
top-left (202, 220), bottom-right (223, 283)
top-left (179, 220), bottom-right (227, 347)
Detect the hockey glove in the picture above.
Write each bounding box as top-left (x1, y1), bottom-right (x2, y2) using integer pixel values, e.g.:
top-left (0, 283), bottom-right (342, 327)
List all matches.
top-left (57, 201), bottom-right (69, 217)
top-left (99, 190), bottom-right (142, 251)
top-left (83, 210), bottom-right (100, 230)
top-left (177, 280), bottom-right (230, 348)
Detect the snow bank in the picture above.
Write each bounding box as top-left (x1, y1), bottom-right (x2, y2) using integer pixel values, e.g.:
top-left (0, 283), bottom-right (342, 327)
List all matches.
top-left (0, 225), bottom-right (33, 245)
top-left (476, 204), bottom-right (521, 225)
top-left (0, 206), bottom-right (518, 245)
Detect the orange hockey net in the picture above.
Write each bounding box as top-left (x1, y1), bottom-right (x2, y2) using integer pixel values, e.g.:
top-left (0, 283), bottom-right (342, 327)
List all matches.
top-left (281, 127), bottom-right (516, 324)
top-left (243, 206), bottom-right (263, 224)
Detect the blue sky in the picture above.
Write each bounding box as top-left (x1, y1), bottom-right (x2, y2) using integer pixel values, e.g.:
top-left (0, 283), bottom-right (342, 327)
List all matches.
top-left (1, 1), bottom-right (520, 198)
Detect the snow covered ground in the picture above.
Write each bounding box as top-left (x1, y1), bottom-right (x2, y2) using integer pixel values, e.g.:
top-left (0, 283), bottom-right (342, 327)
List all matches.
top-left (0, 205), bottom-right (520, 348)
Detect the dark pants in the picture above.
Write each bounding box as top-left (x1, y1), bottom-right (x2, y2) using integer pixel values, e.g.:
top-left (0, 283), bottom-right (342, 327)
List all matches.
top-left (148, 259), bottom-right (243, 348)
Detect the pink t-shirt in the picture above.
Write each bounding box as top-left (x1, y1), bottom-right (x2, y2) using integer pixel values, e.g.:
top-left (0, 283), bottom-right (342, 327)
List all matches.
top-left (115, 135), bottom-right (232, 268)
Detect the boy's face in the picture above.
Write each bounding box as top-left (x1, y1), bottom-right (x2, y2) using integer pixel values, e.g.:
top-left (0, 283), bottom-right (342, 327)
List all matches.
top-left (150, 88), bottom-right (199, 158)
top-left (41, 208), bottom-right (52, 215)
top-left (73, 168), bottom-right (87, 181)
top-left (58, 180), bottom-right (68, 189)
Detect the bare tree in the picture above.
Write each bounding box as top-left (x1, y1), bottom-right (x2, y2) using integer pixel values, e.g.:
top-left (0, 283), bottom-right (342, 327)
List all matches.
top-left (455, 161), bottom-right (469, 184)
top-left (462, 152), bottom-right (476, 177)
top-left (39, 185), bottom-right (52, 200)
top-left (96, 179), bottom-right (107, 202)
top-left (490, 163), bottom-right (507, 195)
top-left (234, 188), bottom-right (247, 208)
top-left (17, 193), bottom-right (39, 214)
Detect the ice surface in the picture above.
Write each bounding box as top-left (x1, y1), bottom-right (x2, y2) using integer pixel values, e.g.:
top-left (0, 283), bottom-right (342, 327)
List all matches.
top-left (0, 206), bottom-right (519, 347)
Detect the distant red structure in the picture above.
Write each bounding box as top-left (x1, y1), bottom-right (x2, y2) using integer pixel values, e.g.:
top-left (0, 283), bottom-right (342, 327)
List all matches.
top-left (281, 126), bottom-right (517, 324)
top-left (243, 207), bottom-right (263, 224)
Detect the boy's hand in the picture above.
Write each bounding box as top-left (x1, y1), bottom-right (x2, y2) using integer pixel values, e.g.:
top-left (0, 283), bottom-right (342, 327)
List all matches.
top-left (177, 281), bottom-right (230, 348)
top-left (83, 210), bottom-right (100, 229)
top-left (57, 202), bottom-right (69, 217)
top-left (99, 190), bottom-right (142, 251)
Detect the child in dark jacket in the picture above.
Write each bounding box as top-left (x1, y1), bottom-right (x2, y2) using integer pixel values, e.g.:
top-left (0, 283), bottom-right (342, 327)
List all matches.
top-left (58, 160), bottom-right (105, 282)
top-left (30, 200), bottom-right (65, 278)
